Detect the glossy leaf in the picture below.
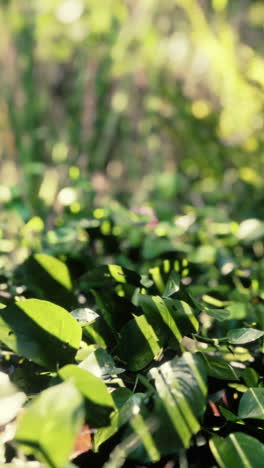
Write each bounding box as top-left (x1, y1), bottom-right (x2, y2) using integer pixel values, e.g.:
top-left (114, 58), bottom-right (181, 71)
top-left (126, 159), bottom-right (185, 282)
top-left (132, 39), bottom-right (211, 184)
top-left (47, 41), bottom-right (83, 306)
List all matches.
top-left (163, 271), bottom-right (180, 297)
top-left (227, 328), bottom-right (264, 345)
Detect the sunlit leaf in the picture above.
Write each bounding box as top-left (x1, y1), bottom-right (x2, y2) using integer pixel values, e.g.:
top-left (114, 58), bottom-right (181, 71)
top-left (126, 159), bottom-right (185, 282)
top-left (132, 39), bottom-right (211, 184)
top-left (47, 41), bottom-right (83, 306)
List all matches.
top-left (15, 382), bottom-right (84, 468)
top-left (0, 299), bottom-right (82, 369)
top-left (59, 364), bottom-right (114, 427)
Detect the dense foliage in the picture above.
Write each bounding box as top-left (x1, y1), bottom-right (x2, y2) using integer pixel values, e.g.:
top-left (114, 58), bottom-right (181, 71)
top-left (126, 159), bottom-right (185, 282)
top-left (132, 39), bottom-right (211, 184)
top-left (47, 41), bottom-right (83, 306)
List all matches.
top-left (0, 202), bottom-right (264, 467)
top-left (0, 0), bottom-right (264, 466)
top-left (1, 0), bottom-right (264, 213)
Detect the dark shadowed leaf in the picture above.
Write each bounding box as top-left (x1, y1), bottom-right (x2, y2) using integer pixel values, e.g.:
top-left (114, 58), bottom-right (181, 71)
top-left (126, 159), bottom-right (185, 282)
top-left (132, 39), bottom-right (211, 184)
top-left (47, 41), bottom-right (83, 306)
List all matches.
top-left (116, 315), bottom-right (161, 371)
top-left (203, 355), bottom-right (240, 381)
top-left (94, 392), bottom-right (146, 451)
top-left (219, 406), bottom-right (240, 422)
top-left (79, 265), bottom-right (141, 290)
top-left (242, 367), bottom-right (259, 387)
top-left (14, 254), bottom-right (76, 308)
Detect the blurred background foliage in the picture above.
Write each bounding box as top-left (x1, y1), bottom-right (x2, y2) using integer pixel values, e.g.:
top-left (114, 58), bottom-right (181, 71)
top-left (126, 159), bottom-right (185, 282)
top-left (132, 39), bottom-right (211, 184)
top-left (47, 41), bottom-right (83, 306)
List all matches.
top-left (0, 0), bottom-right (264, 231)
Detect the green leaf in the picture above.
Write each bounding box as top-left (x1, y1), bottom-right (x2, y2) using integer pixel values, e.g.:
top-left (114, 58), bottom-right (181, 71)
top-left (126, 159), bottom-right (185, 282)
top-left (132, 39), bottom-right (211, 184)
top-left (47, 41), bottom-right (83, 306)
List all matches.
top-left (219, 406), bottom-right (240, 422)
top-left (242, 367), bottom-right (259, 387)
top-left (59, 364), bottom-right (114, 427)
top-left (83, 316), bottom-right (115, 349)
top-left (188, 245), bottom-right (217, 264)
top-left (94, 392), bottom-right (146, 451)
top-left (203, 355), bottom-right (240, 381)
top-left (129, 352), bottom-right (208, 461)
top-left (14, 254), bottom-right (75, 308)
top-left (227, 328), bottom-right (264, 345)
top-left (238, 388), bottom-right (264, 420)
top-left (79, 265), bottom-right (141, 290)
top-left (15, 382), bottom-right (84, 468)
top-left (78, 348), bottom-right (124, 379)
top-left (91, 289), bottom-right (138, 332)
top-left (116, 315), bottom-right (161, 371)
top-left (0, 299), bottom-right (82, 369)
top-left (139, 295), bottom-right (198, 349)
top-left (203, 308), bottom-right (231, 321)
top-left (163, 271), bottom-right (180, 297)
top-left (210, 432), bottom-right (264, 468)
top-left (143, 238), bottom-right (178, 260)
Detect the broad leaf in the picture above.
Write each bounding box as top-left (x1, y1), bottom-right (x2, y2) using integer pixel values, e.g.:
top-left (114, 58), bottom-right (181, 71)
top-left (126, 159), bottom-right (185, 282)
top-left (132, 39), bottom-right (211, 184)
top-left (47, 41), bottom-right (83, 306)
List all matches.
top-left (116, 315), bottom-right (161, 371)
top-left (59, 364), bottom-right (114, 427)
top-left (227, 328), bottom-right (264, 345)
top-left (210, 432), bottom-right (264, 468)
top-left (163, 271), bottom-right (180, 297)
top-left (94, 392), bottom-right (146, 451)
top-left (14, 254), bottom-right (75, 308)
top-left (78, 347), bottom-right (124, 379)
top-left (15, 382), bottom-right (84, 468)
top-left (127, 352), bottom-right (208, 462)
top-left (139, 295), bottom-right (198, 349)
top-left (0, 299), bottom-right (82, 369)
top-left (91, 289), bottom-right (138, 332)
top-left (79, 265), bottom-right (141, 290)
top-left (83, 316), bottom-right (115, 349)
top-left (203, 308), bottom-right (231, 321)
top-left (204, 355), bottom-right (240, 381)
top-left (242, 367), bottom-right (259, 387)
top-left (238, 388), bottom-right (264, 420)
top-left (219, 406), bottom-right (240, 422)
